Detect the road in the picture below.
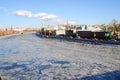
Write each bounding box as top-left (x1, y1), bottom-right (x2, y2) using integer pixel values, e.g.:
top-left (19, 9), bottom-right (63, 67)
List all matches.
top-left (0, 33), bottom-right (120, 80)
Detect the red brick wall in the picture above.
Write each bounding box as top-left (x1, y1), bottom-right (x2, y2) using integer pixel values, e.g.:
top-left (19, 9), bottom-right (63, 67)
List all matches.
top-left (0, 28), bottom-right (14, 36)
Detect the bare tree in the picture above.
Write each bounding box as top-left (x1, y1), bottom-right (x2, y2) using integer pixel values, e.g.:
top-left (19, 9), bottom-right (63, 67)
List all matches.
top-left (108, 19), bottom-right (120, 35)
top-left (108, 19), bottom-right (120, 40)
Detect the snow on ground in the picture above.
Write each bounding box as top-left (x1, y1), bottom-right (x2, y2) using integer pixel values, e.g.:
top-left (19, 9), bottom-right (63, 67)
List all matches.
top-left (0, 33), bottom-right (120, 80)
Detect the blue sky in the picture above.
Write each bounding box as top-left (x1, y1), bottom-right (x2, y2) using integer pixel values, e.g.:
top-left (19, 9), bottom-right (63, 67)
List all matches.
top-left (0, 0), bottom-right (120, 28)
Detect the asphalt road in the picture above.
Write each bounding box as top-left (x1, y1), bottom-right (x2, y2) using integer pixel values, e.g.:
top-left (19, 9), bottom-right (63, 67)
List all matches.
top-left (0, 33), bottom-right (120, 80)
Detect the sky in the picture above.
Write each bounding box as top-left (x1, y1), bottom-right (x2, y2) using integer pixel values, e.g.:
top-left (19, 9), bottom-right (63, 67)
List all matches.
top-left (0, 0), bottom-right (120, 28)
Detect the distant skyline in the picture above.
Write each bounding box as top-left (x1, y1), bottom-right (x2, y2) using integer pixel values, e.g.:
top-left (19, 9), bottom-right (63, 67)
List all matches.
top-left (0, 0), bottom-right (120, 28)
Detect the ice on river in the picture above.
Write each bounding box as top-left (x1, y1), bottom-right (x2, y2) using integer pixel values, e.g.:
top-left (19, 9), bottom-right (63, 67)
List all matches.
top-left (0, 34), bottom-right (120, 80)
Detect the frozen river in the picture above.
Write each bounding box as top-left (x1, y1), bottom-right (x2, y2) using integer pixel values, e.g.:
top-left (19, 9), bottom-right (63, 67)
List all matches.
top-left (0, 33), bottom-right (120, 80)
